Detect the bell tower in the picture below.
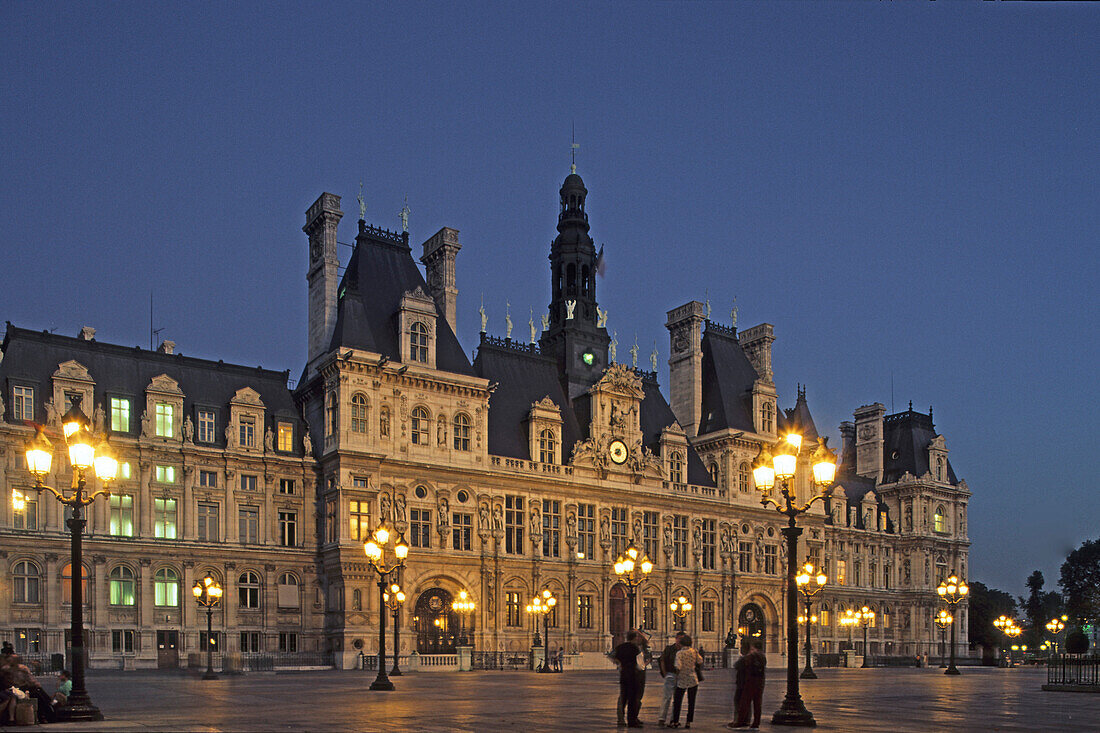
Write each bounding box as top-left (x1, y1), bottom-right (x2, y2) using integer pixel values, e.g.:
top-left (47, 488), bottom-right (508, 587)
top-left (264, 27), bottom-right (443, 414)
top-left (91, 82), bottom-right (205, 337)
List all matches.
top-left (539, 170), bottom-right (611, 400)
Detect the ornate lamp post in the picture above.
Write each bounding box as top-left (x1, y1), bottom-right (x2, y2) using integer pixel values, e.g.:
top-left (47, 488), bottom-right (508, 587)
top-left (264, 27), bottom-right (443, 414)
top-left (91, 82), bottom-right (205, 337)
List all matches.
top-left (795, 562), bottom-right (827, 679)
top-left (752, 432), bottom-right (837, 727)
top-left (1046, 616), bottom-right (1067, 654)
top-left (670, 595), bottom-right (693, 633)
top-left (994, 615), bottom-right (1013, 666)
top-left (452, 590), bottom-right (476, 646)
top-left (526, 590), bottom-right (557, 673)
top-left (363, 524), bottom-right (409, 691)
top-left (16, 397), bottom-right (118, 721)
top-left (614, 540), bottom-right (653, 630)
top-left (382, 583), bottom-right (406, 676)
top-left (934, 609), bottom-right (953, 668)
top-left (192, 575), bottom-right (223, 680)
top-left (856, 606), bottom-right (875, 668)
top-left (936, 574), bottom-right (969, 675)
top-left (839, 608), bottom-right (858, 657)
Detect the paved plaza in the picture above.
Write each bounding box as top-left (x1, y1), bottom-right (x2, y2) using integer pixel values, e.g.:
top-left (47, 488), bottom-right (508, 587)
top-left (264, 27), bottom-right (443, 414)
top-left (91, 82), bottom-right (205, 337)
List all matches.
top-left (39, 665), bottom-right (1098, 732)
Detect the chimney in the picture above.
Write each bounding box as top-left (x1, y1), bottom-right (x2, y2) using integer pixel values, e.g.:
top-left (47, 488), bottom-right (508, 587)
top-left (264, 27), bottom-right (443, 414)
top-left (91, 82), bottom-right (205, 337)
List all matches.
top-left (420, 227), bottom-right (462, 334)
top-left (157, 340), bottom-right (176, 355)
top-left (304, 193), bottom-right (343, 374)
top-left (739, 323), bottom-right (775, 383)
top-left (78, 326), bottom-right (96, 341)
top-left (853, 403), bottom-right (886, 481)
top-left (665, 301), bottom-right (707, 437)
top-left (839, 420), bottom-right (856, 469)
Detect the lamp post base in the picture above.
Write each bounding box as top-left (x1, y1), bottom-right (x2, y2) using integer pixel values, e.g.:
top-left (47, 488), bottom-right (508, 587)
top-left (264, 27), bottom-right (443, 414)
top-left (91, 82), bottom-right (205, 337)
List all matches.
top-left (369, 675), bottom-right (395, 691)
top-left (54, 700), bottom-right (104, 722)
top-left (390, 666), bottom-right (403, 677)
top-left (945, 665), bottom-right (961, 676)
top-left (771, 697), bottom-right (817, 727)
top-left (202, 670), bottom-right (219, 680)
top-left (799, 667), bottom-right (817, 680)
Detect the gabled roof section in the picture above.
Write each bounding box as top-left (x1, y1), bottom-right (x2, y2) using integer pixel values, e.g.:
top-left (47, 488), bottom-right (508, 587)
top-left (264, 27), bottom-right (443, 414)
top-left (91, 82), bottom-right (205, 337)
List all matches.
top-left (639, 377), bottom-right (714, 487)
top-left (881, 408), bottom-right (959, 485)
top-left (697, 325), bottom-right (758, 434)
top-left (780, 385), bottom-right (819, 440)
top-left (328, 223), bottom-right (474, 376)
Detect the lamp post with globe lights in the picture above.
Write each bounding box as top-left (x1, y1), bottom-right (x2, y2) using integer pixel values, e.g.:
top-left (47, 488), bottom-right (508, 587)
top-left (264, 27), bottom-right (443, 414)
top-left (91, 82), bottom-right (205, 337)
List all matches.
top-left (363, 524), bottom-right (409, 690)
top-left (383, 584), bottom-right (406, 676)
top-left (934, 609), bottom-right (953, 668)
top-left (192, 575), bottom-right (223, 680)
top-left (526, 590), bottom-right (558, 672)
top-left (15, 397), bottom-right (118, 721)
top-left (1046, 616), bottom-right (1067, 654)
top-left (795, 562), bottom-right (827, 679)
top-left (614, 540), bottom-right (653, 631)
top-left (936, 574), bottom-right (969, 675)
top-left (856, 606), bottom-right (875, 668)
top-left (752, 432), bottom-right (837, 726)
top-left (670, 595), bottom-right (693, 633)
top-left (452, 590), bottom-right (476, 646)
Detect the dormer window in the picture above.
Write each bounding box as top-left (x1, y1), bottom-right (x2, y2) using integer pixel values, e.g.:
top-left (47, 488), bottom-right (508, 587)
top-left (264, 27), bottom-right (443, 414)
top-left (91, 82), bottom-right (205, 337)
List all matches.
top-left (411, 406), bottom-right (430, 445)
top-left (350, 393), bottom-right (368, 434)
top-left (669, 451), bottom-right (684, 484)
top-left (239, 415), bottom-right (256, 448)
top-left (539, 429), bottom-right (557, 463)
top-left (155, 402), bottom-right (174, 437)
top-left (936, 456), bottom-right (945, 482)
top-left (708, 462), bottom-right (719, 485)
top-left (761, 402), bottom-right (774, 433)
top-left (410, 322), bottom-right (429, 362)
top-left (326, 393), bottom-right (338, 438)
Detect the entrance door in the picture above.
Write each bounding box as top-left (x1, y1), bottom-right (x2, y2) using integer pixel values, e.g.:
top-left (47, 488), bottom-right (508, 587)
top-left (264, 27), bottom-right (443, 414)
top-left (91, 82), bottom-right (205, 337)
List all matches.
top-left (414, 588), bottom-right (457, 654)
top-left (738, 603), bottom-right (767, 648)
top-left (156, 630), bottom-right (179, 668)
top-left (609, 584), bottom-right (628, 647)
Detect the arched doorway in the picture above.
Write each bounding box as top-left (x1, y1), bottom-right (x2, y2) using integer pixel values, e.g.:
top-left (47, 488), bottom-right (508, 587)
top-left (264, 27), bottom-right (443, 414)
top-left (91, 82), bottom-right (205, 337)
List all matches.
top-left (738, 603), bottom-right (767, 648)
top-left (609, 584), bottom-right (628, 647)
top-left (413, 588), bottom-right (460, 654)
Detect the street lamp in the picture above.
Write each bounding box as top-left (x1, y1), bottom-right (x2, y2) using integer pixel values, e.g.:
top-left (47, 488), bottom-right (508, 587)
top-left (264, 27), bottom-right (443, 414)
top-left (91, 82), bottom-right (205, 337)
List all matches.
top-left (1046, 616), bottom-right (1067, 654)
top-left (934, 609), bottom-right (953, 668)
top-left (795, 562), bottom-right (827, 679)
top-left (452, 589), bottom-right (476, 646)
top-left (382, 583), bottom-right (406, 676)
top-left (753, 432), bottom-right (837, 726)
top-left (614, 540), bottom-right (653, 630)
top-left (936, 574), bottom-right (969, 675)
top-left (16, 397), bottom-right (118, 721)
top-left (526, 590), bottom-right (558, 673)
top-left (856, 606), bottom-right (875, 668)
top-left (192, 575), bottom-right (223, 680)
top-left (994, 615), bottom-right (1015, 667)
top-left (670, 595), bottom-right (693, 633)
top-left (363, 523), bottom-right (409, 691)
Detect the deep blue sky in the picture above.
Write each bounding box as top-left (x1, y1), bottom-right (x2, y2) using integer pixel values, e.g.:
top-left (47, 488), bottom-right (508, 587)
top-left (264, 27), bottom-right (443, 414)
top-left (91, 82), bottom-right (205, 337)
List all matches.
top-left (2, 2), bottom-right (1096, 600)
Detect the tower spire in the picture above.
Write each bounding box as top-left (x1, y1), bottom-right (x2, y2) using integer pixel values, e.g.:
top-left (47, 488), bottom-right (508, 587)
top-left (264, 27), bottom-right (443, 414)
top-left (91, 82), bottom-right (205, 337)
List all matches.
top-left (570, 122), bottom-right (579, 175)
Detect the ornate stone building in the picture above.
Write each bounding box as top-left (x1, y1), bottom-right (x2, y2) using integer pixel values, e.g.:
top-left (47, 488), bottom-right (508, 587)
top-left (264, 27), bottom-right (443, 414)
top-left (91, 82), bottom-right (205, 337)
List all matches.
top-left (1, 168), bottom-right (970, 669)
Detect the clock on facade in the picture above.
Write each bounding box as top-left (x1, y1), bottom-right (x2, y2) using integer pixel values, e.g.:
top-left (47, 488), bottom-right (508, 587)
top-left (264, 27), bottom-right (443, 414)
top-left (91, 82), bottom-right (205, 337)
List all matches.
top-left (581, 349), bottom-right (596, 366)
top-left (608, 439), bottom-right (628, 464)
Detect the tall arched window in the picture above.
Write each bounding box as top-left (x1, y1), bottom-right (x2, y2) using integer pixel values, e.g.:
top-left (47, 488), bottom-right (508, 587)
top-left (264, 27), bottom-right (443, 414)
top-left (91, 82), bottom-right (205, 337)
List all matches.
top-left (539, 429), bottom-right (557, 463)
top-left (761, 402), bottom-right (775, 432)
top-left (453, 413), bottom-right (471, 451)
top-left (153, 567), bottom-right (179, 607)
top-left (820, 603), bottom-right (830, 627)
top-left (277, 572), bottom-right (299, 609)
top-left (61, 563), bottom-right (88, 605)
top-left (350, 393), bottom-right (368, 434)
top-left (669, 452), bottom-right (684, 484)
top-left (326, 392), bottom-right (338, 437)
top-left (411, 407), bottom-right (429, 445)
top-left (882, 606), bottom-right (891, 629)
top-left (239, 571), bottom-right (261, 609)
top-left (936, 456), bottom-right (945, 482)
top-left (13, 560), bottom-right (40, 604)
top-left (708, 462), bottom-right (719, 485)
top-left (410, 322), bottom-right (429, 362)
top-left (109, 566), bottom-right (135, 606)
top-left (934, 506), bottom-right (946, 533)
top-left (739, 462), bottom-right (751, 492)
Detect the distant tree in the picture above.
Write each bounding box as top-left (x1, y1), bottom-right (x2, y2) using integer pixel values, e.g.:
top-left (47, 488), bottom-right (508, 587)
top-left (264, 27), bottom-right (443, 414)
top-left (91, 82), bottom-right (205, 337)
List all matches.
top-left (1019, 571), bottom-right (1065, 648)
top-left (1059, 538), bottom-right (1100, 623)
top-left (968, 581), bottom-right (1017, 662)
top-left (1065, 628), bottom-right (1089, 655)
top-left (1021, 570), bottom-right (1045, 630)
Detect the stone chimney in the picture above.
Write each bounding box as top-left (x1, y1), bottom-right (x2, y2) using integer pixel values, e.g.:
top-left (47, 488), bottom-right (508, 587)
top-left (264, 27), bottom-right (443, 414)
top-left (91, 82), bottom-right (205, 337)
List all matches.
top-left (78, 326), bottom-right (96, 341)
top-left (157, 340), bottom-right (176, 355)
top-left (853, 403), bottom-right (886, 481)
top-left (420, 227), bottom-right (461, 334)
top-left (739, 323), bottom-right (775, 383)
top-left (304, 193), bottom-right (343, 374)
top-left (839, 420), bottom-right (856, 469)
top-left (665, 301), bottom-right (707, 437)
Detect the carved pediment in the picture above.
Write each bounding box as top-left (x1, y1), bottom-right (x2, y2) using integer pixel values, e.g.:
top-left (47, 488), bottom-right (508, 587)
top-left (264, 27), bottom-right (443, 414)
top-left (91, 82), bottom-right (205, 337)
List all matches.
top-left (230, 387), bottom-right (265, 408)
top-left (53, 360), bottom-right (93, 382)
top-left (532, 396), bottom-right (559, 412)
top-left (596, 363), bottom-right (644, 398)
top-left (147, 373), bottom-right (182, 395)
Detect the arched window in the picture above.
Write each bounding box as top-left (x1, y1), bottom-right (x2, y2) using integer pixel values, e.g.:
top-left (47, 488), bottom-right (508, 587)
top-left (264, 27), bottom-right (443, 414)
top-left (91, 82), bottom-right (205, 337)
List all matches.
top-left (539, 429), bottom-right (557, 463)
top-left (739, 462), bottom-right (751, 493)
top-left (350, 393), bottom-right (368, 434)
top-left (566, 263), bottom-right (577, 294)
top-left (936, 456), bottom-right (945, 482)
top-left (352, 588), bottom-right (362, 611)
top-left (453, 413), bottom-right (471, 451)
top-left (239, 571), bottom-right (261, 609)
top-left (62, 563), bottom-right (88, 605)
top-left (153, 567), bottom-right (179, 607)
top-left (409, 322), bottom-right (429, 363)
top-left (761, 402), bottom-right (775, 433)
top-left (277, 572), bottom-right (299, 609)
top-left (109, 566), bottom-right (135, 606)
top-left (326, 392), bottom-right (338, 437)
top-left (708, 462), bottom-right (719, 485)
top-left (934, 506), bottom-right (946, 533)
top-left (581, 265), bottom-right (590, 296)
top-left (411, 407), bottom-right (430, 445)
top-left (669, 452), bottom-right (684, 484)
top-left (13, 560), bottom-right (40, 604)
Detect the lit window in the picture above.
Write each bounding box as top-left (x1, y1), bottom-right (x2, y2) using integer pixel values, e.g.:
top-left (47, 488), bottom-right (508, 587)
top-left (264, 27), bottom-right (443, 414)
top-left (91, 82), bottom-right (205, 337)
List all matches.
top-left (154, 498), bottom-right (177, 539)
top-left (453, 413), bottom-right (471, 451)
top-left (350, 394), bottom-right (368, 434)
top-left (934, 507), bottom-right (946, 533)
top-left (349, 500), bottom-right (370, 541)
top-left (155, 465), bottom-right (175, 483)
top-left (109, 494), bottom-right (134, 537)
top-left (13, 560), bottom-right (40, 604)
top-left (505, 591), bottom-right (521, 627)
top-left (119, 462), bottom-right (131, 480)
top-left (14, 495), bottom-right (37, 530)
top-left (836, 560), bottom-right (847, 586)
top-left (669, 452), bottom-right (684, 484)
top-left (238, 571), bottom-right (261, 609)
top-left (577, 594), bottom-right (593, 629)
top-left (13, 386), bottom-right (34, 421)
top-left (110, 397), bottom-right (130, 432)
top-left (155, 402), bottom-right (173, 437)
top-left (411, 407), bottom-right (429, 445)
top-left (109, 566), bottom-right (136, 606)
top-left (539, 429), bottom-right (556, 463)
top-left (154, 567), bottom-right (179, 606)
top-left (277, 421), bottom-right (294, 451)
top-left (239, 415), bottom-right (256, 448)
top-left (410, 322), bottom-right (429, 362)
top-left (14, 629), bottom-right (41, 654)
top-left (197, 410), bottom-right (216, 443)
top-left (61, 563), bottom-right (88, 604)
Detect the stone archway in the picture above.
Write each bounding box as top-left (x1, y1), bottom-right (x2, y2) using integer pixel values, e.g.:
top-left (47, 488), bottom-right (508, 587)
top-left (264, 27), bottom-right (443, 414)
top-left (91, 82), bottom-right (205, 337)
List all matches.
top-left (413, 588), bottom-right (459, 654)
top-left (738, 602), bottom-right (768, 649)
top-left (609, 584), bottom-right (628, 647)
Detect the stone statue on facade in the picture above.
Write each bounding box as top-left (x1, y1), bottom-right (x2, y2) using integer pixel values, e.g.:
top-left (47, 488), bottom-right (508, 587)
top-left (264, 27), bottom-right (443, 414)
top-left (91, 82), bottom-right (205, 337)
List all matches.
top-left (183, 415), bottom-right (194, 443)
top-left (357, 180), bottom-right (366, 220)
top-left (394, 493), bottom-right (407, 528)
top-left (479, 294), bottom-right (487, 333)
top-left (609, 332), bottom-right (617, 363)
top-left (565, 510), bottom-right (578, 547)
top-left (541, 313), bottom-right (550, 332)
top-left (399, 195), bottom-right (410, 233)
top-left (45, 399), bottom-right (60, 429)
top-left (663, 523), bottom-right (673, 557)
top-left (224, 424), bottom-right (236, 449)
top-left (505, 302), bottom-right (513, 339)
top-left (596, 305), bottom-right (608, 328)
top-left (630, 338), bottom-right (639, 368)
top-left (264, 428), bottom-right (274, 452)
top-left (380, 491), bottom-right (392, 523)
top-left (720, 525), bottom-right (735, 557)
top-left (529, 309), bottom-right (537, 344)
top-left (599, 514), bottom-right (611, 546)
top-left (565, 299), bottom-right (576, 320)
top-left (492, 504), bottom-right (504, 533)
top-left (478, 501), bottom-right (491, 533)
top-left (650, 343), bottom-right (658, 372)
top-left (92, 404), bottom-right (105, 434)
top-left (437, 496), bottom-right (449, 536)
top-left (530, 504), bottom-right (542, 544)
top-left (302, 429), bottom-right (313, 455)
top-left (730, 297), bottom-right (738, 328)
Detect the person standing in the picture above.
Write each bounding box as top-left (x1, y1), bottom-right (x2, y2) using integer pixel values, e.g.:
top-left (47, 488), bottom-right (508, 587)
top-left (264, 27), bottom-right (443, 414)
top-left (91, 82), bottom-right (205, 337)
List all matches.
top-left (614, 630), bottom-right (645, 728)
top-left (657, 631), bottom-right (685, 726)
top-left (734, 640), bottom-right (767, 729)
top-left (668, 634), bottom-right (704, 729)
top-left (727, 641), bottom-right (750, 728)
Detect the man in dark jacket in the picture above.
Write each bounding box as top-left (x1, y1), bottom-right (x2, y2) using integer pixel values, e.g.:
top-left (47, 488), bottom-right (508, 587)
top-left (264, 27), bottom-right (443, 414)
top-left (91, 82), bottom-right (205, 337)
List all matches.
top-left (614, 630), bottom-right (645, 727)
top-left (733, 641), bottom-right (766, 729)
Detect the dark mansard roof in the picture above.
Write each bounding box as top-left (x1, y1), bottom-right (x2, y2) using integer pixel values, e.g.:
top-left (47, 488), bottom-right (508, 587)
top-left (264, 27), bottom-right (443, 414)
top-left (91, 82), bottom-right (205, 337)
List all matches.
top-left (697, 324), bottom-right (759, 435)
top-left (882, 407), bottom-right (958, 485)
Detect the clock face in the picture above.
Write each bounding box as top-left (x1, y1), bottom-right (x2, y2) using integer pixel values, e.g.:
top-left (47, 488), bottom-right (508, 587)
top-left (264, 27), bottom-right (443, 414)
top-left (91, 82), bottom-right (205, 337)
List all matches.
top-left (609, 439), bottom-right (628, 465)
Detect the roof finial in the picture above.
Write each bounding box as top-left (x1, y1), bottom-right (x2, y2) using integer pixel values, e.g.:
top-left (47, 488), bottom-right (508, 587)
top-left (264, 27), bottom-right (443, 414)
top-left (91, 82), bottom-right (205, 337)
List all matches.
top-left (908, 400), bottom-right (913, 412)
top-left (399, 194), bottom-right (411, 233)
top-left (570, 121), bottom-right (579, 175)
top-left (929, 405), bottom-right (933, 423)
top-left (357, 181), bottom-right (366, 221)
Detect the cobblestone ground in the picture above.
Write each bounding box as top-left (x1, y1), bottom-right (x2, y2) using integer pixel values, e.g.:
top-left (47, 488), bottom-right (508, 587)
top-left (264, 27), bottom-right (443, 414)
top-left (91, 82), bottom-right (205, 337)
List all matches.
top-left (40, 665), bottom-right (1100, 732)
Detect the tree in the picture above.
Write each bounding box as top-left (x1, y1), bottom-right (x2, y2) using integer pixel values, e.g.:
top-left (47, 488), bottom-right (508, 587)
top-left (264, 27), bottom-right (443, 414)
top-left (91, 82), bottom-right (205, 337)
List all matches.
top-left (1019, 570), bottom-right (1065, 648)
top-left (1060, 538), bottom-right (1100, 623)
top-left (968, 580), bottom-right (1017, 662)
top-left (1021, 570), bottom-right (1045, 630)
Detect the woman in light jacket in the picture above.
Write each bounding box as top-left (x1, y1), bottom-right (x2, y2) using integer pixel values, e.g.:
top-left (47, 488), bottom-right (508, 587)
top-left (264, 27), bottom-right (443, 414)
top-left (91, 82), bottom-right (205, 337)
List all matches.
top-left (668, 634), bottom-right (704, 729)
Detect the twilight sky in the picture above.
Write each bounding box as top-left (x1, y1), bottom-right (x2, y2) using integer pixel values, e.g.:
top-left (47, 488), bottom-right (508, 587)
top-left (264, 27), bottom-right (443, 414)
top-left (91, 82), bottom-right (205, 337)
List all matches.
top-left (2, 2), bottom-right (1096, 600)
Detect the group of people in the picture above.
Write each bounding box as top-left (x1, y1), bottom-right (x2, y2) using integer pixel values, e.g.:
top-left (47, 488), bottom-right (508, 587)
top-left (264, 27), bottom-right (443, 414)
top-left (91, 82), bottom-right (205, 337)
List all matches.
top-left (0, 641), bottom-right (71, 725)
top-left (612, 631), bottom-right (767, 729)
